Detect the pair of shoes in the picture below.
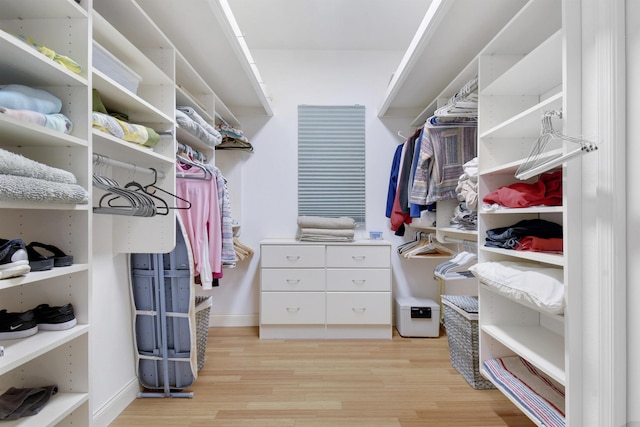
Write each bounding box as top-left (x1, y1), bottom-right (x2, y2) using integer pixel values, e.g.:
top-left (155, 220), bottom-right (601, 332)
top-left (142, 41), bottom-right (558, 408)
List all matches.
top-left (0, 303), bottom-right (76, 340)
top-left (26, 242), bottom-right (73, 268)
top-left (0, 239), bottom-right (30, 279)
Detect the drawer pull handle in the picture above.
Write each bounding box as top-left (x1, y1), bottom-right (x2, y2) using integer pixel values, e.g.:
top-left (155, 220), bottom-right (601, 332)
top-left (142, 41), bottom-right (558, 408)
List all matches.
top-left (286, 256), bottom-right (300, 261)
top-left (352, 256), bottom-right (366, 261)
top-left (352, 279), bottom-right (366, 285)
top-left (352, 307), bottom-right (366, 313)
top-left (286, 307), bottom-right (301, 312)
top-left (286, 279), bottom-right (300, 284)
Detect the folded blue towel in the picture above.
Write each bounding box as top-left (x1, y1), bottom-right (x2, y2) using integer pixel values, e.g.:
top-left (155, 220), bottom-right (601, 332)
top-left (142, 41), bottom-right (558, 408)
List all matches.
top-left (0, 84), bottom-right (62, 114)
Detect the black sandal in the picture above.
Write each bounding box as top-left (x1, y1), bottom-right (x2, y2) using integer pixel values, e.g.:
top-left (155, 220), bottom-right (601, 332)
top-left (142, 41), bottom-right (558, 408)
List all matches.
top-left (26, 242), bottom-right (73, 267)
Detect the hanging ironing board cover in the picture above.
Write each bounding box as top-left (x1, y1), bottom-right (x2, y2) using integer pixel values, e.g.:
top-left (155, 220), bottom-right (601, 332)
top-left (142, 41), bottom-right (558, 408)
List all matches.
top-left (129, 215), bottom-right (198, 390)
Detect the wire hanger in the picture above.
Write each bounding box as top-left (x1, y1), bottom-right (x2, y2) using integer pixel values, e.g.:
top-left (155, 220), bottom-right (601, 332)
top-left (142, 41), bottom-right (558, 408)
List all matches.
top-left (176, 154), bottom-right (213, 180)
top-left (515, 110), bottom-right (598, 180)
top-left (143, 168), bottom-right (192, 211)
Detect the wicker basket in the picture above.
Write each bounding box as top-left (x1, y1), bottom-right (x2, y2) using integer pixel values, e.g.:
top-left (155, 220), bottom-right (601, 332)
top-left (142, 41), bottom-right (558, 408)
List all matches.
top-left (194, 296), bottom-right (213, 372)
top-left (441, 295), bottom-right (495, 390)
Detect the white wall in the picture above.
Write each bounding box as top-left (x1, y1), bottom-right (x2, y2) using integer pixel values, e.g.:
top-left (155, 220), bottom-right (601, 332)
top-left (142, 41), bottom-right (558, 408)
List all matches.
top-left (203, 48), bottom-right (448, 326)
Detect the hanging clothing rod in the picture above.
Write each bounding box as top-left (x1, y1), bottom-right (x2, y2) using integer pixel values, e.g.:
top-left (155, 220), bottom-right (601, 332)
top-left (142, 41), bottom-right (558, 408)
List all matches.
top-left (93, 154), bottom-right (166, 179)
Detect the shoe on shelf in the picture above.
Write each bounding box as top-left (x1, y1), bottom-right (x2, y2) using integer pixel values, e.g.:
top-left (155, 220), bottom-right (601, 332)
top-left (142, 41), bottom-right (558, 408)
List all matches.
top-left (33, 303), bottom-right (76, 331)
top-left (25, 244), bottom-right (54, 272)
top-left (0, 239), bottom-right (31, 280)
top-left (26, 242), bottom-right (73, 267)
top-left (0, 309), bottom-right (38, 340)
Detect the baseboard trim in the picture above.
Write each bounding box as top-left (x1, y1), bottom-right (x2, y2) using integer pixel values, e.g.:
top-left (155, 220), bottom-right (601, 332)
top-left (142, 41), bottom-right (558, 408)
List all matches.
top-left (92, 378), bottom-right (140, 427)
top-left (209, 313), bottom-right (258, 327)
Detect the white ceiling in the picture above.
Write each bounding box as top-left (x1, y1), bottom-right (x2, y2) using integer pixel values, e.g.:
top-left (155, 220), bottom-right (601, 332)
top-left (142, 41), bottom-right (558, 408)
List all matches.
top-left (226, 0), bottom-right (433, 51)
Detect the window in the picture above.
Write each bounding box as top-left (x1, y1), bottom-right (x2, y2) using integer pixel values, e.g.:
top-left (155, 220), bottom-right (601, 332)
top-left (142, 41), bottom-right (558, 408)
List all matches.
top-left (297, 105), bottom-right (366, 224)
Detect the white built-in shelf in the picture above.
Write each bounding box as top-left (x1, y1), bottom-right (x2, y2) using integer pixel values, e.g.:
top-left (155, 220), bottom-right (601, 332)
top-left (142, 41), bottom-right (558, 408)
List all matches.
top-left (0, 264), bottom-right (90, 291)
top-left (479, 93), bottom-right (563, 139)
top-left (481, 246), bottom-right (563, 266)
top-left (0, 30), bottom-right (88, 87)
top-left (481, 206), bottom-right (563, 215)
top-left (92, 130), bottom-right (174, 165)
top-left (482, 30), bottom-right (562, 96)
top-left (92, 71), bottom-right (173, 125)
top-left (1, 392), bottom-right (89, 427)
top-left (0, 0), bottom-right (87, 19)
top-left (481, 324), bottom-right (565, 384)
top-left (378, 0), bottom-right (528, 118)
top-left (0, 115), bottom-right (88, 148)
top-left (91, 4), bottom-right (174, 79)
top-left (0, 325), bottom-right (89, 375)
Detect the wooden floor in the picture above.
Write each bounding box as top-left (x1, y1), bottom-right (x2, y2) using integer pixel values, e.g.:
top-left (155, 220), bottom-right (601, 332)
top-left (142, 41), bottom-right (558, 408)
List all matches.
top-left (111, 327), bottom-right (535, 427)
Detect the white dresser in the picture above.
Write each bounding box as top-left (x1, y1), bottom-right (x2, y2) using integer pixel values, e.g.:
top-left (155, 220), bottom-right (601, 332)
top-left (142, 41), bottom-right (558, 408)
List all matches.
top-left (260, 239), bottom-right (392, 339)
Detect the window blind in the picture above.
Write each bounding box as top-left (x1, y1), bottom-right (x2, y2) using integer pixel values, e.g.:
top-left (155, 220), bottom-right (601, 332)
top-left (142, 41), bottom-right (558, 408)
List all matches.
top-left (298, 105), bottom-right (366, 224)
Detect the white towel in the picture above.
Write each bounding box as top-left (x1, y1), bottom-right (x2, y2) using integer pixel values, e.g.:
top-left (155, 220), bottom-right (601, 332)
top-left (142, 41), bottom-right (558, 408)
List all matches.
top-left (297, 216), bottom-right (356, 229)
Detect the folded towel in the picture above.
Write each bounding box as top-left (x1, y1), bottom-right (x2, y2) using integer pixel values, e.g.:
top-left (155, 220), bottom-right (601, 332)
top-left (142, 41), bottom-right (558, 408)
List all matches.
top-left (0, 174), bottom-right (88, 204)
top-left (299, 228), bottom-right (355, 238)
top-left (92, 112), bottom-right (159, 148)
top-left (297, 216), bottom-right (356, 230)
top-left (0, 106), bottom-right (73, 134)
top-left (0, 148), bottom-right (77, 184)
top-left (176, 106), bottom-right (222, 144)
top-left (0, 84), bottom-right (62, 114)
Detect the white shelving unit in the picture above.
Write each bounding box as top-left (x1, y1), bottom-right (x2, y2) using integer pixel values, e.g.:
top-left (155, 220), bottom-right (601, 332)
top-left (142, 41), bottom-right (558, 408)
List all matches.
top-left (476, 0), bottom-right (582, 425)
top-left (0, 0), bottom-right (91, 425)
top-left (378, 0), bottom-right (583, 424)
top-left (91, 1), bottom-right (177, 254)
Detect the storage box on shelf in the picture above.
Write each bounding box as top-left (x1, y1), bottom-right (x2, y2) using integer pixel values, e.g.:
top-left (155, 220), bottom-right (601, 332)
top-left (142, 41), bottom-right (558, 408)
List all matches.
top-left (0, 0), bottom-right (91, 425)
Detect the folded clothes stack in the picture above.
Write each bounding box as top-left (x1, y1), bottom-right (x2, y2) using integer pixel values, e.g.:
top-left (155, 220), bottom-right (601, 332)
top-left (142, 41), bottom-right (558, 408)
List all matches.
top-left (0, 84), bottom-right (73, 133)
top-left (0, 148), bottom-right (88, 204)
top-left (296, 216), bottom-right (356, 242)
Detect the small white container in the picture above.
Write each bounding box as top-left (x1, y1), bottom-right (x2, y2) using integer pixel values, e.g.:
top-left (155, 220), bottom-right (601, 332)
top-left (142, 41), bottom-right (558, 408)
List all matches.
top-left (395, 297), bottom-right (440, 337)
top-left (92, 41), bottom-right (142, 94)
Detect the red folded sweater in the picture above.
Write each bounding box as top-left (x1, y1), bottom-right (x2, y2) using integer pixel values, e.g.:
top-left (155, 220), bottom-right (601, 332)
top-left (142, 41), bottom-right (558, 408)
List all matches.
top-left (483, 170), bottom-right (562, 208)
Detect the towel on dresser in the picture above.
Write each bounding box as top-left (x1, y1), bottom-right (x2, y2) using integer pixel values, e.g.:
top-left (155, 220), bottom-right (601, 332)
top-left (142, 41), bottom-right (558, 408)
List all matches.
top-left (297, 216), bottom-right (356, 230)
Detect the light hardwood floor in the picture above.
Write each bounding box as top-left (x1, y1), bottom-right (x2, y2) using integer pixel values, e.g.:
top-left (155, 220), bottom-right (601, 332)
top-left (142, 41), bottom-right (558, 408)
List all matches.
top-left (111, 327), bottom-right (535, 427)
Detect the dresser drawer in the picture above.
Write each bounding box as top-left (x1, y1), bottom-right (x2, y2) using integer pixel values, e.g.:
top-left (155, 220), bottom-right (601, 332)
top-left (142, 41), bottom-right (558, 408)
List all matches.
top-left (261, 292), bottom-right (325, 324)
top-left (326, 269), bottom-right (390, 292)
top-left (262, 269), bottom-right (325, 291)
top-left (261, 245), bottom-right (325, 268)
top-left (326, 292), bottom-right (391, 324)
top-left (326, 245), bottom-right (390, 268)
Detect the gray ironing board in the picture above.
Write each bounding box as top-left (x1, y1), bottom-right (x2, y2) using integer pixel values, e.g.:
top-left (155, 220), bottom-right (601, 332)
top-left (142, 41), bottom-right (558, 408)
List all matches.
top-left (129, 216), bottom-right (198, 398)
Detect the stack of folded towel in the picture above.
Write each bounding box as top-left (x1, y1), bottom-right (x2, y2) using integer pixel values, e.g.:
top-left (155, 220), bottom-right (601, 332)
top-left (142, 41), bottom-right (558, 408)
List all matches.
top-left (297, 216), bottom-right (356, 242)
top-left (0, 84), bottom-right (73, 134)
top-left (0, 148), bottom-right (88, 204)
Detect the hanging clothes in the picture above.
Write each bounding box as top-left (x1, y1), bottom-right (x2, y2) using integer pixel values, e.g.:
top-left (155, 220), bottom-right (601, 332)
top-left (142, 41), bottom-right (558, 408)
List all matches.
top-left (175, 161), bottom-right (221, 290)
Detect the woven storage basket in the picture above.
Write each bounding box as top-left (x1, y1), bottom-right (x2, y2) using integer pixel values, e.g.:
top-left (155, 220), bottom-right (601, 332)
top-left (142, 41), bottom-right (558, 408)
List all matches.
top-left (441, 295), bottom-right (495, 390)
top-left (194, 296), bottom-right (213, 372)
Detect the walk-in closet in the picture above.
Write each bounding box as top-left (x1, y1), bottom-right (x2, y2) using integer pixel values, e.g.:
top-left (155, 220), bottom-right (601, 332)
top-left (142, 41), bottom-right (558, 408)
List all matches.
top-left (0, 0), bottom-right (636, 426)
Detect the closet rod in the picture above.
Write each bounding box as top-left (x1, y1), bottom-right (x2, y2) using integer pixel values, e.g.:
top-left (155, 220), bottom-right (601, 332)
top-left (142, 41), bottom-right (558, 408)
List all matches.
top-left (93, 154), bottom-right (166, 179)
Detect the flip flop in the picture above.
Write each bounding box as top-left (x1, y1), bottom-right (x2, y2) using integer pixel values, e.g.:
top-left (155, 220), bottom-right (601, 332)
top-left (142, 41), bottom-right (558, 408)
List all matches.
top-left (26, 242), bottom-right (73, 267)
top-left (25, 244), bottom-right (54, 271)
